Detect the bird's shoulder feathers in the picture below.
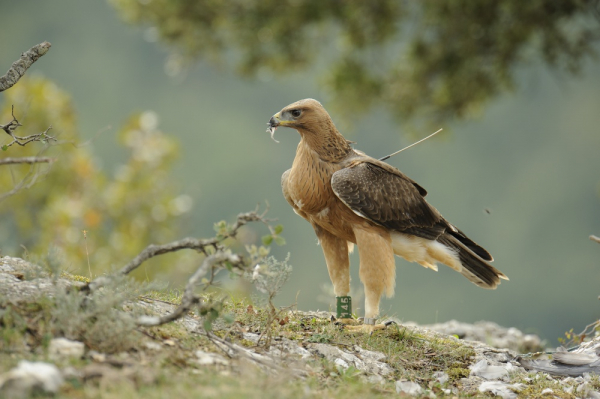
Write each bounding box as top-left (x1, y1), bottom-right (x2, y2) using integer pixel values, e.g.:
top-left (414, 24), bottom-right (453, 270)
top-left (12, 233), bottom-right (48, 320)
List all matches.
top-left (331, 158), bottom-right (446, 239)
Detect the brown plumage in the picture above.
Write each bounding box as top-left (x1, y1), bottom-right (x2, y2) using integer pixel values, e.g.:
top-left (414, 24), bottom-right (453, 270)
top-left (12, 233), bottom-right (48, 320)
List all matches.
top-left (268, 99), bottom-right (508, 322)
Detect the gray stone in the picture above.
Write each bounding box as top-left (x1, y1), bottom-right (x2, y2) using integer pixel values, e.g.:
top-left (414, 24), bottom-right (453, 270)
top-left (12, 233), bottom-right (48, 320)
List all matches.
top-left (432, 371), bottom-right (449, 384)
top-left (395, 380), bottom-right (423, 396)
top-left (48, 338), bottom-right (85, 360)
top-left (308, 343), bottom-right (393, 376)
top-left (470, 359), bottom-right (509, 380)
top-left (195, 350), bottom-right (230, 366)
top-left (0, 361), bottom-right (64, 398)
top-left (406, 319), bottom-right (544, 352)
top-left (478, 381), bottom-right (525, 399)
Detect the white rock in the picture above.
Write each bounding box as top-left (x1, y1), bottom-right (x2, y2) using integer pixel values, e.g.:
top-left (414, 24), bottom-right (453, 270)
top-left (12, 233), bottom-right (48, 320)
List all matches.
top-left (478, 381), bottom-right (524, 399)
top-left (194, 350), bottom-right (229, 366)
top-left (308, 343), bottom-right (393, 376)
top-left (334, 358), bottom-right (349, 369)
top-left (541, 388), bottom-right (553, 394)
top-left (395, 380), bottom-right (423, 396)
top-left (470, 359), bottom-right (509, 380)
top-left (0, 361), bottom-right (64, 397)
top-left (366, 374), bottom-right (385, 385)
top-left (432, 371), bottom-right (449, 384)
top-left (563, 385), bottom-right (574, 393)
top-left (143, 341), bottom-right (162, 351)
top-left (577, 381), bottom-right (591, 396)
top-left (48, 338), bottom-right (85, 360)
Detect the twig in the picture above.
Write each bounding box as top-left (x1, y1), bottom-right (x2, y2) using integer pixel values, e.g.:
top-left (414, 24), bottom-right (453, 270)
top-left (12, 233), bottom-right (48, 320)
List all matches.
top-left (590, 235), bottom-right (600, 244)
top-left (0, 150), bottom-right (51, 203)
top-left (139, 296), bottom-right (179, 306)
top-left (86, 209), bottom-right (268, 292)
top-left (136, 252), bottom-right (242, 326)
top-left (83, 230), bottom-right (92, 278)
top-left (119, 209), bottom-right (264, 277)
top-left (1, 106), bottom-right (56, 148)
top-left (2, 125), bottom-right (56, 148)
top-left (0, 42), bottom-right (52, 93)
top-left (205, 330), bottom-right (309, 377)
top-left (0, 157), bottom-right (55, 165)
top-left (0, 106), bottom-right (22, 136)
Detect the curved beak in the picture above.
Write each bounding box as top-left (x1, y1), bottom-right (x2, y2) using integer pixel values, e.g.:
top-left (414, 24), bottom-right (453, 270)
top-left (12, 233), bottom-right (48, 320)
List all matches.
top-left (266, 112), bottom-right (281, 134)
top-left (266, 112), bottom-right (283, 142)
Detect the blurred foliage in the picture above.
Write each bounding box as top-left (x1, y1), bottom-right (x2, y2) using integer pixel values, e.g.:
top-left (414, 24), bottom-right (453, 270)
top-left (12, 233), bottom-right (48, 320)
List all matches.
top-left (0, 77), bottom-right (192, 277)
top-left (110, 0), bottom-right (599, 125)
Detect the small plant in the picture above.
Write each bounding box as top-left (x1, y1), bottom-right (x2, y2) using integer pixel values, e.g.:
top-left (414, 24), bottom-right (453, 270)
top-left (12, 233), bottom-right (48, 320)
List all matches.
top-left (0, 264), bottom-right (157, 354)
top-left (246, 254), bottom-right (293, 346)
top-left (559, 320), bottom-right (600, 348)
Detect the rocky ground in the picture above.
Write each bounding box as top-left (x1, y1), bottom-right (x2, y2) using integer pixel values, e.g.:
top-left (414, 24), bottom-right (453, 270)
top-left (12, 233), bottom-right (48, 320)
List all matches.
top-left (1, 255), bottom-right (599, 398)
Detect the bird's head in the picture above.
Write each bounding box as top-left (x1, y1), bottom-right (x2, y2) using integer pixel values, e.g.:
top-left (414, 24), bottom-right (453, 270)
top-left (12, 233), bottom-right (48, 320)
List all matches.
top-left (267, 99), bottom-right (330, 141)
top-left (267, 98), bottom-right (352, 160)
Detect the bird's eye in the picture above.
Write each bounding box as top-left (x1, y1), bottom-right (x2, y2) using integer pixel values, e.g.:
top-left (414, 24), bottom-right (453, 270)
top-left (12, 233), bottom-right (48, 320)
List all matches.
top-left (291, 109), bottom-right (302, 118)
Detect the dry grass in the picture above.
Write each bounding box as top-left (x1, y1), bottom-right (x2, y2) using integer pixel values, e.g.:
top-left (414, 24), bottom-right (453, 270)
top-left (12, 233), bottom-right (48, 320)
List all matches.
top-left (2, 271), bottom-right (599, 398)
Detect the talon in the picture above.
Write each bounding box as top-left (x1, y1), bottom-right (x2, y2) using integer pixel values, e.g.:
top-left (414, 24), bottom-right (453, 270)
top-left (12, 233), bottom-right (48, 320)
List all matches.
top-left (343, 317), bottom-right (389, 334)
top-left (334, 317), bottom-right (359, 326)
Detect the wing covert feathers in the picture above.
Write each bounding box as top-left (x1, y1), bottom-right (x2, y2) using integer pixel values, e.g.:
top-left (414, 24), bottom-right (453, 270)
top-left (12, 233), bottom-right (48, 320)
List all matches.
top-left (331, 161), bottom-right (444, 239)
top-left (330, 160), bottom-right (506, 289)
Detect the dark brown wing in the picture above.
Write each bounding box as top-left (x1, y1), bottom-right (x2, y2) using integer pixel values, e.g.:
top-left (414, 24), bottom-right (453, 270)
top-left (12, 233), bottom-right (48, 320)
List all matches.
top-left (331, 161), bottom-right (449, 240)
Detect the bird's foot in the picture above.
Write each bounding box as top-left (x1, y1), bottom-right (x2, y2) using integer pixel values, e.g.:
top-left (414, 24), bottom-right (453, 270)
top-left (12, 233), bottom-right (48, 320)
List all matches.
top-left (332, 316), bottom-right (396, 334)
top-left (344, 323), bottom-right (388, 334)
top-left (331, 316), bottom-right (360, 326)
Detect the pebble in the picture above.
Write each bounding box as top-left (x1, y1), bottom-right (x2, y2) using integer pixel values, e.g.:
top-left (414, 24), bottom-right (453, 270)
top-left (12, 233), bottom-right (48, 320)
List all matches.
top-left (395, 380), bottom-right (423, 396)
top-left (0, 361), bottom-right (63, 398)
top-left (48, 338), bottom-right (85, 360)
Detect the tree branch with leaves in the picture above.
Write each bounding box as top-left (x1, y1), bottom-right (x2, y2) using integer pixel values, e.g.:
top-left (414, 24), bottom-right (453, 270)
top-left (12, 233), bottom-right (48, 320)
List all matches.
top-left (85, 207), bottom-right (282, 332)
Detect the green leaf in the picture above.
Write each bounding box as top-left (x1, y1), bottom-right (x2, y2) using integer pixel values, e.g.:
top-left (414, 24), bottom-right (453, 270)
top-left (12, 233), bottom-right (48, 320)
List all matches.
top-left (262, 234), bottom-right (273, 246)
top-left (274, 236), bottom-right (286, 246)
top-left (274, 224), bottom-right (284, 234)
top-left (203, 319), bottom-right (213, 331)
top-left (213, 220), bottom-right (226, 233)
top-left (1, 145), bottom-right (7, 151)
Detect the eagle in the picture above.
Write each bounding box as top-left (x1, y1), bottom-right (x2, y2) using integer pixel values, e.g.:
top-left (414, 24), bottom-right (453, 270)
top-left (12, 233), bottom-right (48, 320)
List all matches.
top-left (267, 99), bottom-right (508, 332)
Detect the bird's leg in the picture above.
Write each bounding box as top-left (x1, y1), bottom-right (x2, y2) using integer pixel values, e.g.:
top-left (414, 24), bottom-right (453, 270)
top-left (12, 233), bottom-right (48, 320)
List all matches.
top-left (345, 227), bottom-right (396, 334)
top-left (313, 224), bottom-right (356, 324)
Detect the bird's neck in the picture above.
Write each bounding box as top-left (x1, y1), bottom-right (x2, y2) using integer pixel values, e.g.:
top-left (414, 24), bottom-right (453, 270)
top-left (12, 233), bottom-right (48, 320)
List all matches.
top-left (297, 123), bottom-right (352, 162)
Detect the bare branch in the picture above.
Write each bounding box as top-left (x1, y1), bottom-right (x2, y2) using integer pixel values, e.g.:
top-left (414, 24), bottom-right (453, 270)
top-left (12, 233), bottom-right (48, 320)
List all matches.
top-left (0, 107), bottom-right (56, 201)
top-left (2, 125), bottom-right (56, 149)
top-left (0, 42), bottom-right (52, 93)
top-left (590, 235), bottom-right (600, 244)
top-left (0, 105), bottom-right (22, 136)
top-left (0, 148), bottom-right (53, 203)
top-left (86, 209), bottom-right (269, 292)
top-left (206, 331), bottom-right (309, 376)
top-left (136, 252), bottom-right (242, 327)
top-left (0, 157), bottom-right (55, 165)
top-left (119, 209), bottom-right (265, 276)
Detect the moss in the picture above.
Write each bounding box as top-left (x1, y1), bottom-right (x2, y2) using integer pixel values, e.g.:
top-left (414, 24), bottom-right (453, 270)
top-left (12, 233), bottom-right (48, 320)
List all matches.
top-left (447, 367), bottom-right (470, 381)
top-left (239, 339), bottom-right (255, 347)
top-left (3, 271), bottom-right (581, 399)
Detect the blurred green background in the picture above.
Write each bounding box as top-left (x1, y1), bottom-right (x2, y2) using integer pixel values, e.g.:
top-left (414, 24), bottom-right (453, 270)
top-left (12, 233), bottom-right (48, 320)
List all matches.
top-left (1, 0), bottom-right (599, 344)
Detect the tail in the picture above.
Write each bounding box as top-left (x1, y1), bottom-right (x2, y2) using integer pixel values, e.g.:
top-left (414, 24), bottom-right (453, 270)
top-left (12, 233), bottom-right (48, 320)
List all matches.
top-left (437, 232), bottom-right (509, 289)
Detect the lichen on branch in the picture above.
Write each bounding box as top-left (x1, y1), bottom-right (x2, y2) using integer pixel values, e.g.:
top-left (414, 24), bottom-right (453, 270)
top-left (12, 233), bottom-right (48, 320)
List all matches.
top-left (0, 42), bottom-right (51, 93)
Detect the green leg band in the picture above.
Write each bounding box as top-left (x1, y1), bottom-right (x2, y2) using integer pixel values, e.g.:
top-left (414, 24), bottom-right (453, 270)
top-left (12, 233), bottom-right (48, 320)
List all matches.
top-left (336, 296), bottom-right (352, 319)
